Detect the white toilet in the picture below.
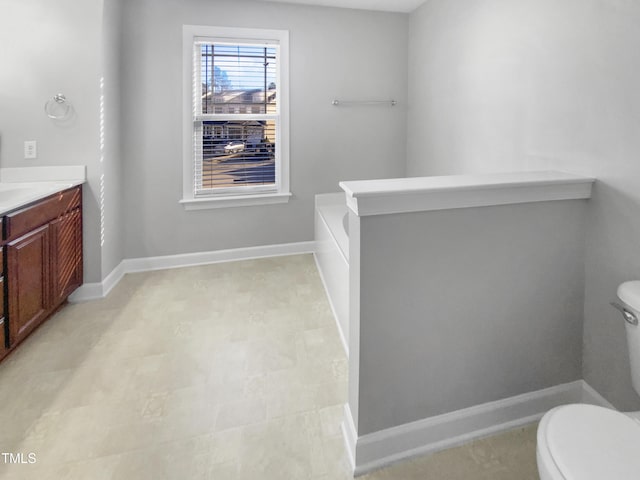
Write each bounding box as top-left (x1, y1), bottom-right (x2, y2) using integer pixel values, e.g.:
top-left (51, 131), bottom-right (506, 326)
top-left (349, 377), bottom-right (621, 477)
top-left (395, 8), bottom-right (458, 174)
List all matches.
top-left (536, 281), bottom-right (640, 480)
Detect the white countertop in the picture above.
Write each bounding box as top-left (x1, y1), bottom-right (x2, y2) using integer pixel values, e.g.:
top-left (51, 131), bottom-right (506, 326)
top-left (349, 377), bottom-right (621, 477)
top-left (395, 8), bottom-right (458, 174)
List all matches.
top-left (0, 166), bottom-right (86, 215)
top-left (339, 171), bottom-right (595, 216)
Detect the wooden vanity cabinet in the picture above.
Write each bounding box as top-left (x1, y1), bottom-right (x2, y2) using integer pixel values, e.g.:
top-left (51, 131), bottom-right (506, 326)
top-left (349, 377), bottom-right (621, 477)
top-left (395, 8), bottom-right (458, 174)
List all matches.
top-left (1, 185), bottom-right (83, 351)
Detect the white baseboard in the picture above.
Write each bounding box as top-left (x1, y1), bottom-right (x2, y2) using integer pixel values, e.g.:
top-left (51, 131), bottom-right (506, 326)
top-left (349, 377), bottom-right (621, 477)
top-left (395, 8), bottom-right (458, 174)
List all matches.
top-left (121, 241), bottom-right (315, 274)
top-left (69, 241), bottom-right (316, 302)
top-left (313, 252), bottom-right (349, 357)
top-left (69, 282), bottom-right (103, 303)
top-left (69, 260), bottom-right (126, 302)
top-left (346, 380), bottom-right (612, 476)
top-left (580, 379), bottom-right (616, 409)
top-left (342, 403), bottom-right (357, 472)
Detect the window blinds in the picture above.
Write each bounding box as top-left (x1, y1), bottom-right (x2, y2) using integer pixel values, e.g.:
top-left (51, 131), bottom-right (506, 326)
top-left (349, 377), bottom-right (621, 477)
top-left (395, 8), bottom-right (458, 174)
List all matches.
top-left (193, 40), bottom-right (280, 195)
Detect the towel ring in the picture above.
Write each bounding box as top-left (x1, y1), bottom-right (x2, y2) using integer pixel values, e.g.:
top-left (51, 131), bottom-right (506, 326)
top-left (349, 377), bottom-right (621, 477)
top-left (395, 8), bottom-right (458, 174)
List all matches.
top-left (44, 94), bottom-right (71, 119)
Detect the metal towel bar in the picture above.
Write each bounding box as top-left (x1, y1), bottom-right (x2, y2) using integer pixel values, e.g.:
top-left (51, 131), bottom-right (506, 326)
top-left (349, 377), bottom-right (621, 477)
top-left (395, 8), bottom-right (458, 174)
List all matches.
top-left (331, 99), bottom-right (396, 106)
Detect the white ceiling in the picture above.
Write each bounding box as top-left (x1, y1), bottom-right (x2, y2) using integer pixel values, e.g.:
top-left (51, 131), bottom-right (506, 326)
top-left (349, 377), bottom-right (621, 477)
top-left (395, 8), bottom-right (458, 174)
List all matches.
top-left (258, 0), bottom-right (426, 13)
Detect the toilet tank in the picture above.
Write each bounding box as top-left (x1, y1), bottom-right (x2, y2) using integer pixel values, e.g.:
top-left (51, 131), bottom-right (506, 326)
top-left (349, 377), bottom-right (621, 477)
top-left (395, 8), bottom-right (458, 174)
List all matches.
top-left (617, 281), bottom-right (640, 397)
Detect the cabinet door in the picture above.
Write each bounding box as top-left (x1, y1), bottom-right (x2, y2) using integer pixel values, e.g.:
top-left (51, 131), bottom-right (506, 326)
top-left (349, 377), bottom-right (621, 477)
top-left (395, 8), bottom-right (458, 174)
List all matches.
top-left (49, 208), bottom-right (83, 306)
top-left (7, 225), bottom-right (50, 345)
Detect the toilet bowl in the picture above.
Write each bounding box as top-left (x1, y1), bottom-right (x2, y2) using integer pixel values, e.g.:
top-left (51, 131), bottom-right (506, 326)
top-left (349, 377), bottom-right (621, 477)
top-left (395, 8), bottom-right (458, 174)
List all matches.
top-left (536, 404), bottom-right (640, 480)
top-left (536, 281), bottom-right (640, 479)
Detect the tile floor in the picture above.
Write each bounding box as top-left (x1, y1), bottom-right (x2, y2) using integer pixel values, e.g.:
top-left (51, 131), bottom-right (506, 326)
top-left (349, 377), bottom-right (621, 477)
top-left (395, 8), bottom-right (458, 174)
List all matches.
top-left (0, 254), bottom-right (540, 479)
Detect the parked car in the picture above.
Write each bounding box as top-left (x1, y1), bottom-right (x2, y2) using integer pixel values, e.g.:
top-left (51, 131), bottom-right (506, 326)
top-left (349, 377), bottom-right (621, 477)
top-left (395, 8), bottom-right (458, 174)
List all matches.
top-left (224, 141), bottom-right (245, 154)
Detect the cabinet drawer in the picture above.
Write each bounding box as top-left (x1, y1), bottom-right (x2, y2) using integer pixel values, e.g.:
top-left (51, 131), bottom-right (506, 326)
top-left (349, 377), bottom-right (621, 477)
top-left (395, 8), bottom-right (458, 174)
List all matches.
top-left (5, 187), bottom-right (81, 241)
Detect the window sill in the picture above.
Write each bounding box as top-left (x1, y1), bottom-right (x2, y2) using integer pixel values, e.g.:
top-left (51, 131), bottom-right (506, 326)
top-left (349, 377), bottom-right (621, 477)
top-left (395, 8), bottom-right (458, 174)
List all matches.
top-left (180, 192), bottom-right (292, 210)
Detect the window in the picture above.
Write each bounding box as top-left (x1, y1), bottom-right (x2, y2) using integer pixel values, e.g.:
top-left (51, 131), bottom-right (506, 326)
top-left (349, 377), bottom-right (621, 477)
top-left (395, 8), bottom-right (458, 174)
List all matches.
top-left (182, 26), bottom-right (290, 209)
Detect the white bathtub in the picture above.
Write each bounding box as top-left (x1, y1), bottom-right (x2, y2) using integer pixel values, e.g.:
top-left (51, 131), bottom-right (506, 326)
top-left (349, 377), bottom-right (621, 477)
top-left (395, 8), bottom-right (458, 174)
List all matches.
top-left (315, 193), bottom-right (349, 355)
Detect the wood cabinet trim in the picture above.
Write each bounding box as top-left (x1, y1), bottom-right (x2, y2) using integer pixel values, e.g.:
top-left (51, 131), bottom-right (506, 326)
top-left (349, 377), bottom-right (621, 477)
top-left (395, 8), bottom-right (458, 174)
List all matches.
top-left (0, 317), bottom-right (6, 356)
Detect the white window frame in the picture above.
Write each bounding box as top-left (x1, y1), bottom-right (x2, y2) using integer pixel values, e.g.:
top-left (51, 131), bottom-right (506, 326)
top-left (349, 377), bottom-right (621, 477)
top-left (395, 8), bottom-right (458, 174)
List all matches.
top-left (181, 25), bottom-right (291, 210)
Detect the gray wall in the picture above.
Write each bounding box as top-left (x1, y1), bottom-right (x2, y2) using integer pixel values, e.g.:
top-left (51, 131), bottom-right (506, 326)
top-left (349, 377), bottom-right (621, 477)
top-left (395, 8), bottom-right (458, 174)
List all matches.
top-left (407, 0), bottom-right (640, 410)
top-left (358, 200), bottom-right (587, 434)
top-left (101, 0), bottom-right (125, 278)
top-left (120, 0), bottom-right (408, 259)
top-left (0, 0), bottom-right (122, 284)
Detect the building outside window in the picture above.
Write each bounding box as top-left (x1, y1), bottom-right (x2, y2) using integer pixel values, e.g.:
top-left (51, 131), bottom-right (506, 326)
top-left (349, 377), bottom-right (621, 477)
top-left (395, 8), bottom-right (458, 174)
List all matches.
top-left (182, 26), bottom-right (290, 209)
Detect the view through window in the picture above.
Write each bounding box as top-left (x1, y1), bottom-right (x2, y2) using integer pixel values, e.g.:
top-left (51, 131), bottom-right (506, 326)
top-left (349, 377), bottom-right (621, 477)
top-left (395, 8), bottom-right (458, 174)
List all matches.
top-left (193, 42), bottom-right (279, 194)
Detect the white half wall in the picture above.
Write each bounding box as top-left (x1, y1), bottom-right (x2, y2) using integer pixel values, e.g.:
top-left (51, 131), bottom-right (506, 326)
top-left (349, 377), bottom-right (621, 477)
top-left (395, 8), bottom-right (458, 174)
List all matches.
top-left (351, 199), bottom-right (588, 435)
